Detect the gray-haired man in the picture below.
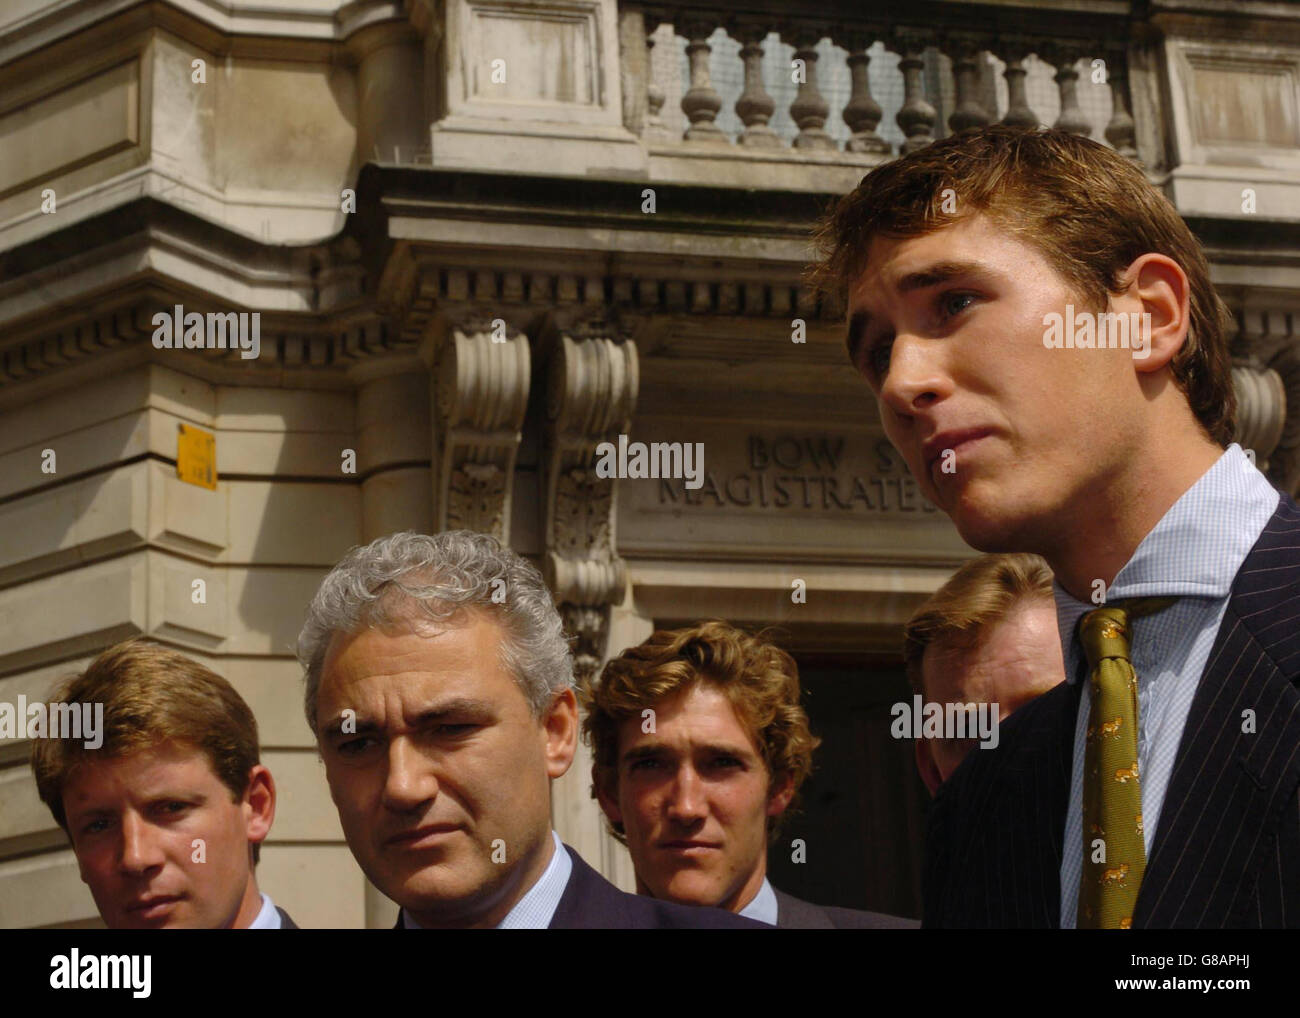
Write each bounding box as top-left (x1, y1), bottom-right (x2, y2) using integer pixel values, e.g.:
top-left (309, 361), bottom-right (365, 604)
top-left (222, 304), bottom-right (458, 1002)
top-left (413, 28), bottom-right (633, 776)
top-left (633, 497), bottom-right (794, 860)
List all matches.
top-left (298, 530), bottom-right (761, 929)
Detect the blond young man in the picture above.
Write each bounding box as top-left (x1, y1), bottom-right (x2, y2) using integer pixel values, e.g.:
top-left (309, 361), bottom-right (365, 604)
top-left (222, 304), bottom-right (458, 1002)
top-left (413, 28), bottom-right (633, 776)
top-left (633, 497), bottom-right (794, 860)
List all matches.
top-left (31, 639), bottom-right (294, 929)
top-left (903, 553), bottom-right (1066, 794)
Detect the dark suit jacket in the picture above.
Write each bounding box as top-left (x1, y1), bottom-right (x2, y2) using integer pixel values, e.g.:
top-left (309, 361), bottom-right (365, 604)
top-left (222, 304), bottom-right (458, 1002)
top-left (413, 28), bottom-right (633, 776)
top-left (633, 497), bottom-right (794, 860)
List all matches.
top-left (923, 493), bottom-right (1300, 928)
top-left (773, 888), bottom-right (919, 929)
top-left (393, 844), bottom-right (765, 929)
top-left (275, 907), bottom-right (298, 930)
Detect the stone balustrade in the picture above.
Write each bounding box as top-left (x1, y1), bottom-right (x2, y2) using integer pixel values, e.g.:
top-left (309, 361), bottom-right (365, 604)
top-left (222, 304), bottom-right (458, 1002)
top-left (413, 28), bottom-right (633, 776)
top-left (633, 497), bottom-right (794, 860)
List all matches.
top-left (626, 8), bottom-right (1137, 162)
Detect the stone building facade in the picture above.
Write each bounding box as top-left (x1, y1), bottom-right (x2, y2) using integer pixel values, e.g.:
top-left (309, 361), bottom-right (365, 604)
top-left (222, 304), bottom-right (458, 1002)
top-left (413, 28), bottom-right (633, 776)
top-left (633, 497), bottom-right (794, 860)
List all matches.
top-left (0, 0), bottom-right (1297, 927)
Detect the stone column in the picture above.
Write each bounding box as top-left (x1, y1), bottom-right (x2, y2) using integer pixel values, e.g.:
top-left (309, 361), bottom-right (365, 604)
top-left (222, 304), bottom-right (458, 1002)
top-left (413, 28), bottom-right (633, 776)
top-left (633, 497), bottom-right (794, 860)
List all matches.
top-left (788, 25), bottom-right (835, 150)
top-left (999, 41), bottom-right (1039, 129)
top-left (355, 364), bottom-right (434, 928)
top-left (842, 30), bottom-right (890, 154)
top-left (891, 29), bottom-right (938, 153)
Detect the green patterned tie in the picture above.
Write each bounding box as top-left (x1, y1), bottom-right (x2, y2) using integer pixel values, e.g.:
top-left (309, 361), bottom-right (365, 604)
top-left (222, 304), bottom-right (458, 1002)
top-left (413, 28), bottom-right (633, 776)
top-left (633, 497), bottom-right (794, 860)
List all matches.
top-left (1076, 597), bottom-right (1176, 930)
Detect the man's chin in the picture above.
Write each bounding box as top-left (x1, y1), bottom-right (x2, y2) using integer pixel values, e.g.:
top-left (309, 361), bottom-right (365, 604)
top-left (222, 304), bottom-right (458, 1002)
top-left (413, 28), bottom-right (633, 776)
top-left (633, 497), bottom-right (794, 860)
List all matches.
top-left (948, 495), bottom-right (1030, 553)
top-left (655, 875), bottom-right (729, 910)
top-left (387, 863), bottom-right (501, 917)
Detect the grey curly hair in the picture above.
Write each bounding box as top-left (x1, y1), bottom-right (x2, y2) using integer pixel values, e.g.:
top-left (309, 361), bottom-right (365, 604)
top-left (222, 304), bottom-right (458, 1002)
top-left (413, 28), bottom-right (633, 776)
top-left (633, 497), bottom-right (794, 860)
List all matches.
top-left (298, 530), bottom-right (574, 734)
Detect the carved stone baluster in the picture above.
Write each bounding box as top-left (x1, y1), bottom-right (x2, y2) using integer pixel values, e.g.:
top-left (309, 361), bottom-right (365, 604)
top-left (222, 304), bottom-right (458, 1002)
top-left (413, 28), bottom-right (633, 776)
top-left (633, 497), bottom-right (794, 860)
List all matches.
top-left (1102, 48), bottom-right (1138, 160)
top-left (998, 40), bottom-right (1039, 129)
top-left (680, 18), bottom-right (726, 142)
top-left (541, 319), bottom-right (639, 683)
top-left (842, 29), bottom-right (890, 154)
top-left (644, 15), bottom-right (665, 132)
top-left (946, 35), bottom-right (992, 133)
top-left (787, 25), bottom-right (834, 150)
top-left (733, 21), bottom-right (780, 147)
top-left (1044, 43), bottom-right (1092, 136)
top-left (426, 315), bottom-right (531, 541)
top-left (890, 29), bottom-right (937, 153)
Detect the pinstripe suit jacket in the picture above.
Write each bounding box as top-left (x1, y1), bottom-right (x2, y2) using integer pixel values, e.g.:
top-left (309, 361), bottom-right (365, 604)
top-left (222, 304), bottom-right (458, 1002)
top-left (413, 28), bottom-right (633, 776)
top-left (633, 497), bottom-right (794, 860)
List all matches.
top-left (923, 493), bottom-right (1300, 928)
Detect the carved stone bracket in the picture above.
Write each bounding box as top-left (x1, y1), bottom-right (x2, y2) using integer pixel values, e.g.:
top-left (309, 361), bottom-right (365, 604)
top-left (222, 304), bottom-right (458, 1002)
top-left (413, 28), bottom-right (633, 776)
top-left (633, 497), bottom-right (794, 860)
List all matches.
top-left (428, 314), bottom-right (531, 540)
top-left (1231, 362), bottom-right (1286, 474)
top-left (541, 319), bottom-right (639, 682)
top-left (1237, 306), bottom-right (1300, 495)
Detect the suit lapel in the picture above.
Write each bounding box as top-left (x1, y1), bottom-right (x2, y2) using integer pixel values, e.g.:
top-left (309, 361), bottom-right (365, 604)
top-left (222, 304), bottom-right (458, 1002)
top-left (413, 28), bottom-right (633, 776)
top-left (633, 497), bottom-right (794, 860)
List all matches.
top-left (934, 676), bottom-right (1078, 926)
top-left (1137, 495), bottom-right (1300, 927)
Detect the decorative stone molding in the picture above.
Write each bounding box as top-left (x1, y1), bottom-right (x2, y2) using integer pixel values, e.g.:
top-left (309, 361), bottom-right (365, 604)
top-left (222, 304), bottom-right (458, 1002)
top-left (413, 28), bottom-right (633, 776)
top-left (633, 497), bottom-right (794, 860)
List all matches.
top-left (0, 302), bottom-right (399, 390)
top-left (1238, 306), bottom-right (1300, 495)
top-left (1231, 361), bottom-right (1286, 473)
top-left (427, 314), bottom-right (531, 541)
top-left (541, 318), bottom-right (638, 682)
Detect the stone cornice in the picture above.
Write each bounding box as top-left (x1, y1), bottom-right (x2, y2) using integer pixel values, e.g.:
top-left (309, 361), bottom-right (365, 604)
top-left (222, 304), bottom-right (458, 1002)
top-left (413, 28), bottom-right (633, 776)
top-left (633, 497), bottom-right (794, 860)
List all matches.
top-left (0, 1), bottom-right (415, 68)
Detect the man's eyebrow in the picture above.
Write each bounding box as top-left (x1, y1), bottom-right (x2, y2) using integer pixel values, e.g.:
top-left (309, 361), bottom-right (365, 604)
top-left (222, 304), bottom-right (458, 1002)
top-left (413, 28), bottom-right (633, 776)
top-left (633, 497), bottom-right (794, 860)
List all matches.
top-left (620, 741), bottom-right (756, 764)
top-left (845, 259), bottom-right (989, 363)
top-left (322, 697), bottom-right (496, 739)
top-left (410, 697), bottom-right (495, 726)
top-left (621, 743), bottom-right (666, 764)
top-left (696, 742), bottom-right (757, 760)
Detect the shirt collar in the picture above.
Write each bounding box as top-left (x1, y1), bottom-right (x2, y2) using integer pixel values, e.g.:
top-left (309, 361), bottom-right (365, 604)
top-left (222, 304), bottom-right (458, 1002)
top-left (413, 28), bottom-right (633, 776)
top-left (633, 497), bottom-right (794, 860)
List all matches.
top-left (245, 892), bottom-right (281, 929)
top-left (1053, 443), bottom-right (1279, 676)
top-left (738, 877), bottom-right (779, 926)
top-left (401, 830), bottom-right (571, 929)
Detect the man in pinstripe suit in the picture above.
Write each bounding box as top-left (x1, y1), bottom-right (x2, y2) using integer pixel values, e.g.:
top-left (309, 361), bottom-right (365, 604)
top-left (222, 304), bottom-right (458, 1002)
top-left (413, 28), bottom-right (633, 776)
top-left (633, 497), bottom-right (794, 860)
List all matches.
top-left (811, 125), bottom-right (1298, 927)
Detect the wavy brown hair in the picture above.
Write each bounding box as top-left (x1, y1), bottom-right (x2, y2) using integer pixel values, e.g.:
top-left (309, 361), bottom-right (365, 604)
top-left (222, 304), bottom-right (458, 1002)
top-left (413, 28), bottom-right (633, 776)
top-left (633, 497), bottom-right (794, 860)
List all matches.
top-left (807, 124), bottom-right (1236, 446)
top-left (580, 620), bottom-right (820, 844)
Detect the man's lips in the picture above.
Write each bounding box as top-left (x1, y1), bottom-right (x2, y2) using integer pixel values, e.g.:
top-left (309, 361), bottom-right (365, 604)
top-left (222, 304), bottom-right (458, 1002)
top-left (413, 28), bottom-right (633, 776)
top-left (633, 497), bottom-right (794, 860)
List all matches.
top-left (658, 840), bottom-right (721, 852)
top-left (922, 428), bottom-right (995, 473)
top-left (125, 894), bottom-right (183, 916)
top-left (385, 824), bottom-right (461, 848)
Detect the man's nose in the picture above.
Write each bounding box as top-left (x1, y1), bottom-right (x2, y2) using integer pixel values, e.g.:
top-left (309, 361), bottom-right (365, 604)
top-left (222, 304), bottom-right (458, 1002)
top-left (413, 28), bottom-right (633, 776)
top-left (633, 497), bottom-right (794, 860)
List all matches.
top-left (380, 736), bottom-right (439, 812)
top-left (879, 334), bottom-right (950, 416)
top-left (118, 812), bottom-right (165, 875)
top-left (665, 766), bottom-right (707, 824)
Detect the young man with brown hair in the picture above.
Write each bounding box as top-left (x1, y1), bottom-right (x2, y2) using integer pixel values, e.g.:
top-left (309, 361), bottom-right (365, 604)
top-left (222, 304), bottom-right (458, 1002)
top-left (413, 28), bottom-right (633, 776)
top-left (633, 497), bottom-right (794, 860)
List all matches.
top-left (812, 124), bottom-right (1298, 928)
top-left (30, 639), bottom-right (295, 929)
top-left (582, 620), bottom-right (915, 928)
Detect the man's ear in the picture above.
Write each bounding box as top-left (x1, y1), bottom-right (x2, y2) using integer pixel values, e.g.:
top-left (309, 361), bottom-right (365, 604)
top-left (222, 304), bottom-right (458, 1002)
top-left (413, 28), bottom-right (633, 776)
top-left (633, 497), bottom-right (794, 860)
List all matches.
top-left (1117, 253), bottom-right (1191, 375)
top-left (242, 765), bottom-right (275, 850)
top-left (542, 687), bottom-right (579, 780)
top-left (766, 770), bottom-right (796, 818)
top-left (915, 740), bottom-right (942, 797)
top-left (593, 766), bottom-right (623, 828)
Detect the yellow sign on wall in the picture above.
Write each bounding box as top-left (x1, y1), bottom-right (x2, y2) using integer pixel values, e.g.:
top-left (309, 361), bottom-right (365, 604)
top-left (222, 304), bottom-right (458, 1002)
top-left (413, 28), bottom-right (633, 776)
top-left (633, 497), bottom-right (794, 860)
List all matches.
top-left (177, 423), bottom-right (217, 490)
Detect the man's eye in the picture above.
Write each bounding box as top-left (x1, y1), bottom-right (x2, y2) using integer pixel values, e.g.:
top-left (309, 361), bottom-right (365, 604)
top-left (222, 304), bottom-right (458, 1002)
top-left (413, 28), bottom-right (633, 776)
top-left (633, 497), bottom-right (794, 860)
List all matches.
top-left (434, 724), bottom-right (477, 736)
top-left (629, 758), bottom-right (662, 771)
top-left (337, 737), bottom-right (376, 756)
top-left (940, 292), bottom-right (976, 318)
top-left (82, 819), bottom-right (109, 835)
